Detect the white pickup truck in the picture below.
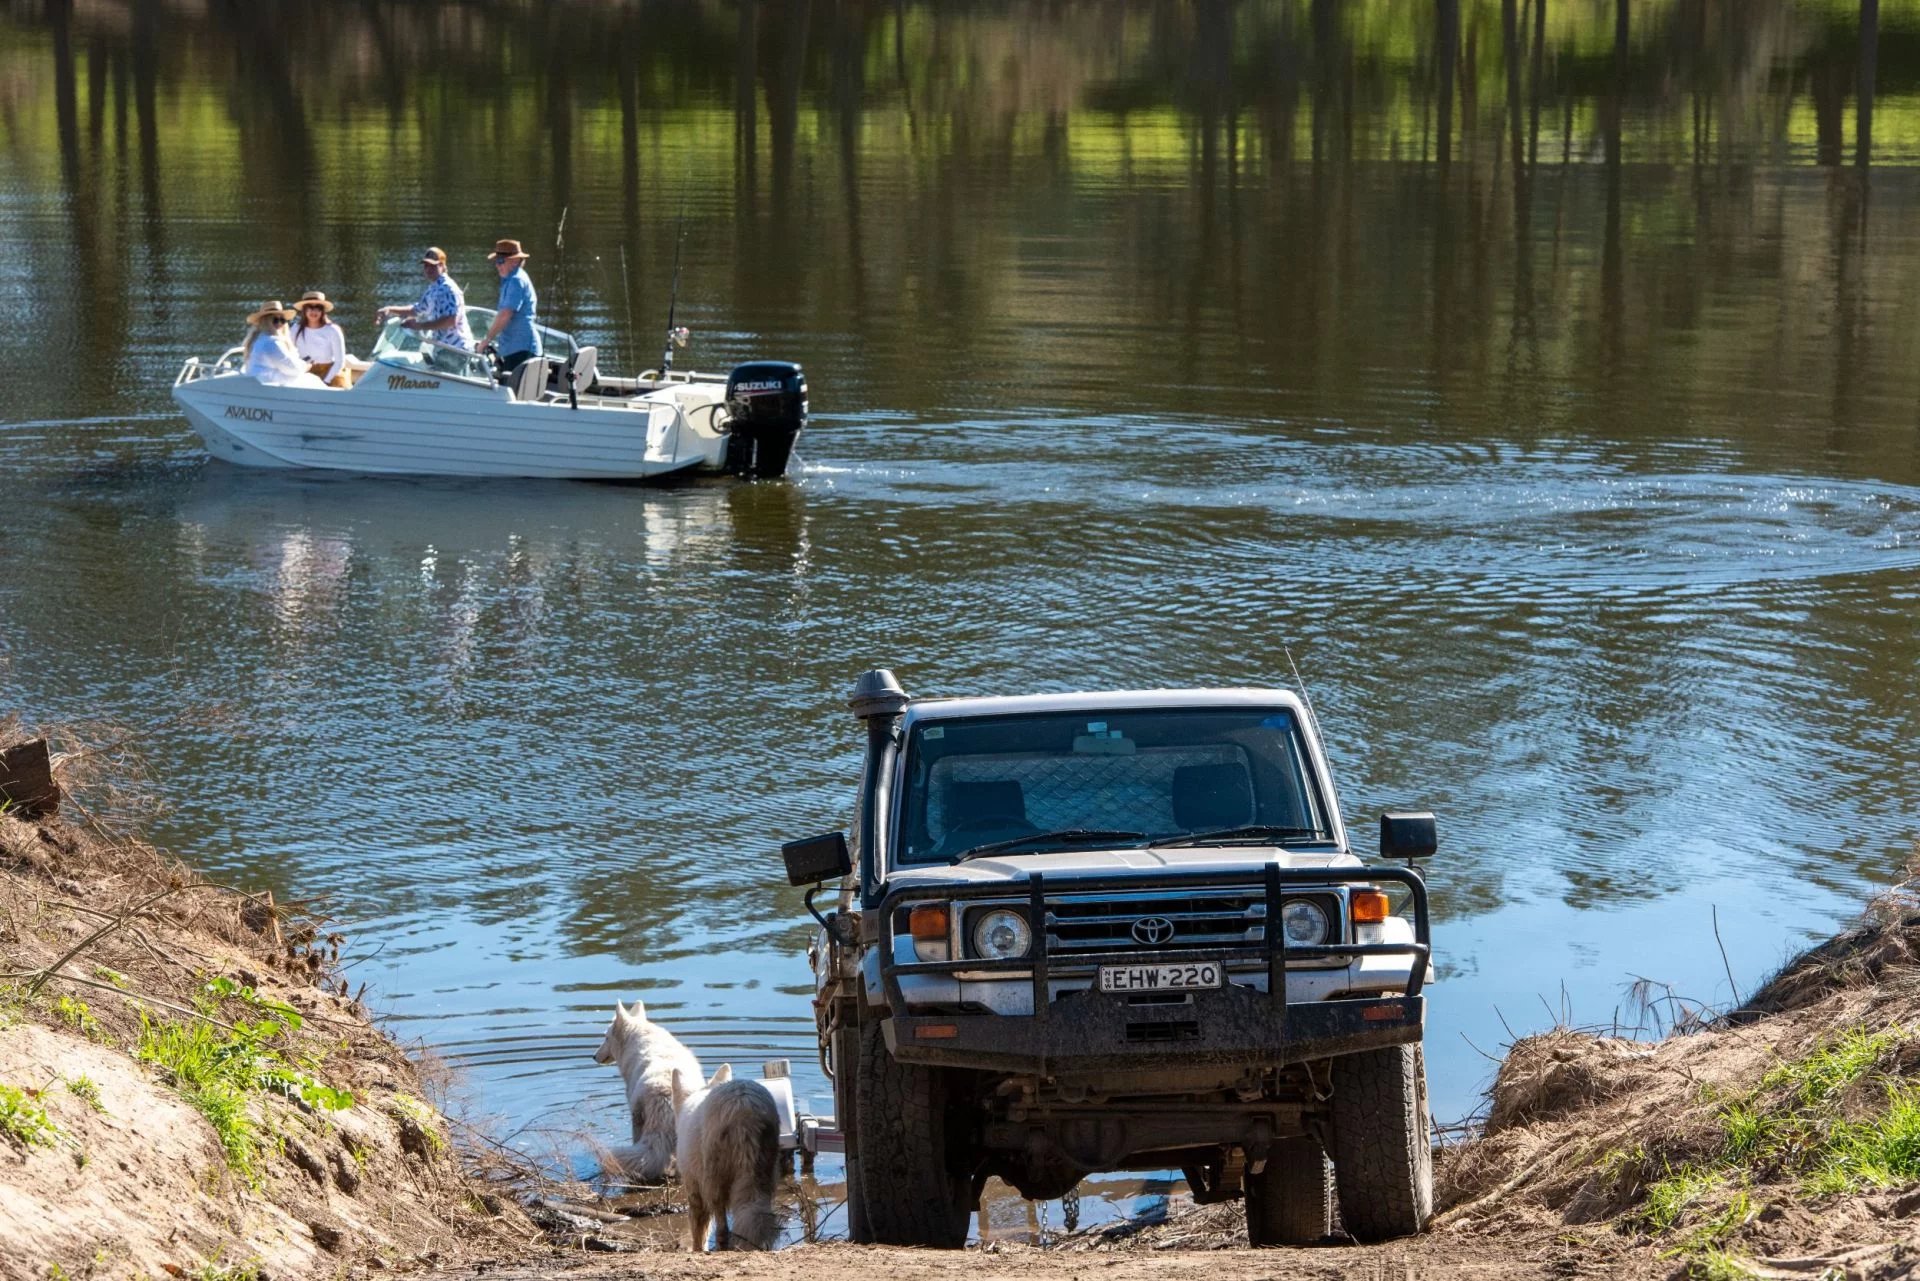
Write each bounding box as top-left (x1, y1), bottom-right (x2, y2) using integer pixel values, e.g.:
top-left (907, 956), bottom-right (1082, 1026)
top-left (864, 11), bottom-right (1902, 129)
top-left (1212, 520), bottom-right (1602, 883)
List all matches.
top-left (783, 670), bottom-right (1437, 1248)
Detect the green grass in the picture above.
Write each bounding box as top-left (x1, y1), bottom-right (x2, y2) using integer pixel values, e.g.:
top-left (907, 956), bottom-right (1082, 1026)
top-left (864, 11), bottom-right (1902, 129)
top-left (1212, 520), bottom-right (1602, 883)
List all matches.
top-left (389, 1092), bottom-right (446, 1152)
top-left (53, 995), bottom-right (103, 1041)
top-left (1688, 1248), bottom-right (1760, 1281)
top-left (0, 1082), bottom-right (60, 1149)
top-left (1807, 1083), bottom-right (1920, 1193)
top-left (1639, 1164), bottom-right (1722, 1233)
top-left (1758, 1027), bottom-right (1904, 1109)
top-left (64, 1075), bottom-right (104, 1112)
top-left (135, 1006), bottom-right (352, 1183)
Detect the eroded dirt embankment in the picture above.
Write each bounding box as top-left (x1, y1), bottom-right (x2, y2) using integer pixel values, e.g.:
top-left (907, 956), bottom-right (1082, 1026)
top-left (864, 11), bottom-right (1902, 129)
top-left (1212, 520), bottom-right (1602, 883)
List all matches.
top-left (0, 728), bottom-right (539, 1281)
top-left (10, 721), bottom-right (1920, 1281)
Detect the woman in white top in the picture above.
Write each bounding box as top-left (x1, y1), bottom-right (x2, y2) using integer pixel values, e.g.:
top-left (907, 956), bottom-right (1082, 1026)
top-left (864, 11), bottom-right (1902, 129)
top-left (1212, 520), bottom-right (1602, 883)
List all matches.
top-left (241, 301), bottom-right (329, 389)
top-left (289, 291), bottom-right (349, 387)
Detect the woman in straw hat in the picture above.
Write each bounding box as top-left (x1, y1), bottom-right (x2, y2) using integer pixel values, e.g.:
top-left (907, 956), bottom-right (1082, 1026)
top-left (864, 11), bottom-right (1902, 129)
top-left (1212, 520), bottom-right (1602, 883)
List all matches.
top-left (290, 290), bottom-right (350, 388)
top-left (241, 301), bottom-right (329, 389)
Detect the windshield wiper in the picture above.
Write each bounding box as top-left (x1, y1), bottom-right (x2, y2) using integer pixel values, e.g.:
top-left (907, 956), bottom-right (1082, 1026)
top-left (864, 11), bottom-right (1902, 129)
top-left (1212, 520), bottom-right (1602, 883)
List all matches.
top-left (1147, 824), bottom-right (1330, 848)
top-left (956, 829), bottom-right (1148, 861)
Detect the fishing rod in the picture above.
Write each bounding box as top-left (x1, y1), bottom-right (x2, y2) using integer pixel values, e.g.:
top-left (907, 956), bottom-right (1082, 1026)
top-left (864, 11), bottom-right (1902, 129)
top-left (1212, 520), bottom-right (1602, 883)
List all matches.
top-left (659, 197), bottom-right (690, 378)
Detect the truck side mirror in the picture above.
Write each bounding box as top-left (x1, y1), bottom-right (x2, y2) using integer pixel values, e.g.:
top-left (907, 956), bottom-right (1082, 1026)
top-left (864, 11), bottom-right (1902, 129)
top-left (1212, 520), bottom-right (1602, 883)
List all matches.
top-left (782, 831), bottom-right (852, 886)
top-left (1380, 811), bottom-right (1437, 860)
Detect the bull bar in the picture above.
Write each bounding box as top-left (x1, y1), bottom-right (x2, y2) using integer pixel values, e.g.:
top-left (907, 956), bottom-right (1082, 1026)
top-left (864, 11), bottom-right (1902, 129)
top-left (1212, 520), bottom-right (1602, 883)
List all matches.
top-left (873, 864), bottom-right (1431, 1073)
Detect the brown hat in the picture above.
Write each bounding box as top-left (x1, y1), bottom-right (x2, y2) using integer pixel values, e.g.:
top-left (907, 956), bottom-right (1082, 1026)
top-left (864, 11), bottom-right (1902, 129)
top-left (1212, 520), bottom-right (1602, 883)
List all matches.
top-left (294, 290), bottom-right (334, 314)
top-left (487, 238), bottom-right (530, 262)
top-left (247, 299), bottom-right (297, 325)
top-left (420, 246), bottom-right (448, 266)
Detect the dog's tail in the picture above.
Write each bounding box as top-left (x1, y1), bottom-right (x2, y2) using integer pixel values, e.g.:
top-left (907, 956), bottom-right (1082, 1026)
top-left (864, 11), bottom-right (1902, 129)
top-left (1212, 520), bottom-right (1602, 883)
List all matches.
top-left (708, 1080), bottom-right (782, 1250)
top-left (599, 1135), bottom-right (673, 1184)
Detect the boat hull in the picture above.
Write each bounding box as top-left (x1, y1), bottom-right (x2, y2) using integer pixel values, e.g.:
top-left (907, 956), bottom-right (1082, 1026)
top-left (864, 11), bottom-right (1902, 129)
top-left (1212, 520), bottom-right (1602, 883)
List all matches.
top-left (171, 369), bottom-right (729, 480)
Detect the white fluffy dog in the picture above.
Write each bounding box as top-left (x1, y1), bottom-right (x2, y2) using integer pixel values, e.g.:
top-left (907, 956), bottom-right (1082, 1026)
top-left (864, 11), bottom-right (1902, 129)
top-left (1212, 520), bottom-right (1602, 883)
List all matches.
top-left (672, 1064), bottom-right (781, 1251)
top-left (592, 999), bottom-right (703, 1182)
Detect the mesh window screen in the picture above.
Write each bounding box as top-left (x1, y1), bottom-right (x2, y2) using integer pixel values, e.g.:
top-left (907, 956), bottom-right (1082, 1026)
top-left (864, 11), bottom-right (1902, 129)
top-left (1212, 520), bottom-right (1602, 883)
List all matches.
top-left (928, 746), bottom-right (1251, 840)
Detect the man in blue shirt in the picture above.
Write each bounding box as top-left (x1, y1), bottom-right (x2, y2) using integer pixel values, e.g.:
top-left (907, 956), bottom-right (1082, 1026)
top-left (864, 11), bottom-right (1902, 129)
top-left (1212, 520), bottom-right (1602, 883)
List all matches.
top-left (477, 238), bottom-right (542, 381)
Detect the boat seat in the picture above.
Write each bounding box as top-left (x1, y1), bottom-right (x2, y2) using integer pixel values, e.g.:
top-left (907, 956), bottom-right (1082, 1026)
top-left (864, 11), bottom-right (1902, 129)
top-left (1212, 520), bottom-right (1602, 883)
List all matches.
top-left (568, 346), bottom-right (599, 397)
top-left (513, 356), bottom-right (551, 403)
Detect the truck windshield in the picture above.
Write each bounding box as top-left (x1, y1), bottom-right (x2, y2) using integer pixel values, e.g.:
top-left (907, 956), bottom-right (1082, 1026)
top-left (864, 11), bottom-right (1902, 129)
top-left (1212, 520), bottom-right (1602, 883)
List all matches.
top-left (894, 707), bottom-right (1332, 865)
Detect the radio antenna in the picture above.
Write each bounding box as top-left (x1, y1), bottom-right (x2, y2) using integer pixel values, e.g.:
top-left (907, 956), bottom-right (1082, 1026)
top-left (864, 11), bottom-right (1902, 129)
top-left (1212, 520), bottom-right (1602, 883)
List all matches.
top-left (1282, 644), bottom-right (1324, 739)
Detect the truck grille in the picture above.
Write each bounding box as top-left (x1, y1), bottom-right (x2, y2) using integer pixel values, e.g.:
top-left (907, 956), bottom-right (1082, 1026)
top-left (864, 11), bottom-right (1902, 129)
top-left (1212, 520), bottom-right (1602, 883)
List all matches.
top-left (1022, 890), bottom-right (1344, 957)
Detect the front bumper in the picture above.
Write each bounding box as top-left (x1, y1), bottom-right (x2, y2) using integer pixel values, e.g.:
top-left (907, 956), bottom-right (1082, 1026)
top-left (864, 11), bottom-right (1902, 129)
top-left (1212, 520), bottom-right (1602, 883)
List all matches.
top-left (874, 864), bottom-right (1431, 1074)
top-left (885, 984), bottom-right (1423, 1073)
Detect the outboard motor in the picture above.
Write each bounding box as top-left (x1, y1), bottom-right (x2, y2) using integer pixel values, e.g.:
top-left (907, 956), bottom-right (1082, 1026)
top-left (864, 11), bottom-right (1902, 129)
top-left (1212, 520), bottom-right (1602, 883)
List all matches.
top-left (723, 361), bottom-right (807, 479)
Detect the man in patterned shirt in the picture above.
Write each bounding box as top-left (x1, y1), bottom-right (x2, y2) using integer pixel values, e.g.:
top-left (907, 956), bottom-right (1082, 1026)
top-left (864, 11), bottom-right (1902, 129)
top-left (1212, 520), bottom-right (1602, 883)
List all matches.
top-left (377, 247), bottom-right (475, 351)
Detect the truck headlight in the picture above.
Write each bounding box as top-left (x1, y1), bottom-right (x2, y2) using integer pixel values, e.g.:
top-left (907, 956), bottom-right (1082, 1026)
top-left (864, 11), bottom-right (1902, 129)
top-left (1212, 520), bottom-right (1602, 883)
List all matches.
top-left (1280, 900), bottom-right (1329, 946)
top-left (970, 909), bottom-right (1033, 960)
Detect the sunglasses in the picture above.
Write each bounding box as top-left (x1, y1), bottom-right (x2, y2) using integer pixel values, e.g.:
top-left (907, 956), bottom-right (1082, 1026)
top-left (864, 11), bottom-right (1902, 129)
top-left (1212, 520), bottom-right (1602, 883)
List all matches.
top-left (266, 316), bottom-right (288, 326)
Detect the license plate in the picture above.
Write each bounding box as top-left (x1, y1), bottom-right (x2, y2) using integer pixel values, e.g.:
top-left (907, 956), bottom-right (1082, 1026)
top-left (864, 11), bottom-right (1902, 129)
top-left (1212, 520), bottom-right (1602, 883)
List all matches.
top-left (1099, 962), bottom-right (1222, 993)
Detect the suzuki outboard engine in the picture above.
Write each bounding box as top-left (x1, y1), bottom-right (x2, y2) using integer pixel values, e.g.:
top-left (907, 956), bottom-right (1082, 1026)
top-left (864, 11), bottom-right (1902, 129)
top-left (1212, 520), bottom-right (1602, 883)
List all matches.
top-left (723, 361), bottom-right (807, 479)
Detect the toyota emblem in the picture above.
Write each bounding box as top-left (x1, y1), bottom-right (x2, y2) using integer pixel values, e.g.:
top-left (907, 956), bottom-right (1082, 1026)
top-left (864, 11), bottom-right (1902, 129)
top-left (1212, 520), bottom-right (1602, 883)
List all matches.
top-left (1131, 916), bottom-right (1176, 945)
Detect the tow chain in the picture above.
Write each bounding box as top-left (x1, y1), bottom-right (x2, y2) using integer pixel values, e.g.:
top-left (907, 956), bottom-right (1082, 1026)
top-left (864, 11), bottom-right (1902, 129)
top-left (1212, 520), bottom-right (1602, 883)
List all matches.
top-left (1061, 1186), bottom-right (1081, 1233)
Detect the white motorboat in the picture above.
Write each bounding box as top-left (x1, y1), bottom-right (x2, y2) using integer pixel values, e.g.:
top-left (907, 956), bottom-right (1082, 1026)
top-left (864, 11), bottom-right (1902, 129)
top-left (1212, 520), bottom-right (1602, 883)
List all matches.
top-left (171, 308), bottom-right (807, 480)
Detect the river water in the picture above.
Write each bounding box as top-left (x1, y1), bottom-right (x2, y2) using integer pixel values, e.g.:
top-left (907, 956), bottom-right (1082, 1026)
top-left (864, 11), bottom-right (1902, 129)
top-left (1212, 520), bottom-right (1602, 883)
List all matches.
top-left (4, 0), bottom-right (1920, 1240)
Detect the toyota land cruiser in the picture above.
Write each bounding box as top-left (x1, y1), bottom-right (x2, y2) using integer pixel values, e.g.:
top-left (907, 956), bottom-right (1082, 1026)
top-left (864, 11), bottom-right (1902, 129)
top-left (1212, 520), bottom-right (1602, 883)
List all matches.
top-left (782, 670), bottom-right (1436, 1247)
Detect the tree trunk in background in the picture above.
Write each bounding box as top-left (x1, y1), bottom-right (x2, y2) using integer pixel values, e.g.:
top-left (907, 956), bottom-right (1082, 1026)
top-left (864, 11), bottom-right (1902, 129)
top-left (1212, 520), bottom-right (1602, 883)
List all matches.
top-left (1858, 0), bottom-right (1879, 169)
top-left (1436, 0), bottom-right (1458, 173)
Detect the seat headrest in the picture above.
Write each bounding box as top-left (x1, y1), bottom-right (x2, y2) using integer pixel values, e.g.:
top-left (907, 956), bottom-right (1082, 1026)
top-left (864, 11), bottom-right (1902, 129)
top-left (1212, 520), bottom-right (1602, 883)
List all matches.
top-left (946, 779), bottom-right (1026, 823)
top-left (1171, 763), bottom-right (1254, 831)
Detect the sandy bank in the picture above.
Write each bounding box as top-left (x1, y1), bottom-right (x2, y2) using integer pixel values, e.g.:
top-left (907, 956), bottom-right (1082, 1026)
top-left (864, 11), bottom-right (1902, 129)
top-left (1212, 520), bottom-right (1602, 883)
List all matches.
top-left (0, 729), bottom-right (536, 1281)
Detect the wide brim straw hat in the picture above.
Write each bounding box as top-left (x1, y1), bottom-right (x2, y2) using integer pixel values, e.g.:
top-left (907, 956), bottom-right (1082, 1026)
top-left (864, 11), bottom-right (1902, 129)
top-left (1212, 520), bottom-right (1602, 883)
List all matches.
top-left (294, 290), bottom-right (334, 314)
top-left (247, 300), bottom-right (297, 325)
top-left (487, 238), bottom-right (531, 262)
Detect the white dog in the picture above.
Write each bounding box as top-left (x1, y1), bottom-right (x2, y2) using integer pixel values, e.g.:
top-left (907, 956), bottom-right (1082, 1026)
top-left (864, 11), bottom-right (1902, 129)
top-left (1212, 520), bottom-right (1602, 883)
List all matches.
top-left (591, 999), bottom-right (703, 1182)
top-left (672, 1064), bottom-right (780, 1251)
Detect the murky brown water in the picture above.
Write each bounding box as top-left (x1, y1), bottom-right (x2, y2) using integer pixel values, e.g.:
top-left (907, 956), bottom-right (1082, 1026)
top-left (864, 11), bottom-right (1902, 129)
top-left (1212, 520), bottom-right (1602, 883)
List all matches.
top-left (5, 0), bottom-right (1920, 1242)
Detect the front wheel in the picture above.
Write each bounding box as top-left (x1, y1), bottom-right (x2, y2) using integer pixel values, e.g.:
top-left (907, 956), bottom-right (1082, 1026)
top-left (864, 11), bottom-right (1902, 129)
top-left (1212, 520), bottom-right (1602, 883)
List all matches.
top-left (1245, 1135), bottom-right (1332, 1246)
top-left (853, 1017), bottom-right (976, 1247)
top-left (1329, 1044), bottom-right (1434, 1242)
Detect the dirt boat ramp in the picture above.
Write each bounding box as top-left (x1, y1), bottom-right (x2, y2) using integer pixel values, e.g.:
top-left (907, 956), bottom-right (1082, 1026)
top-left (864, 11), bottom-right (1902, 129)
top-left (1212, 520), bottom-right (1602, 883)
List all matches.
top-left (5, 725), bottom-right (1920, 1280)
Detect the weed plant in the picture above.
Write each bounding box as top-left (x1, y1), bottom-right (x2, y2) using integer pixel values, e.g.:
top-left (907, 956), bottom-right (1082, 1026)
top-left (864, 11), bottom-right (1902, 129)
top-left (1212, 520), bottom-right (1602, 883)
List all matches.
top-left (64, 1075), bottom-right (104, 1112)
top-left (135, 988), bottom-right (352, 1182)
top-left (0, 1081), bottom-right (59, 1148)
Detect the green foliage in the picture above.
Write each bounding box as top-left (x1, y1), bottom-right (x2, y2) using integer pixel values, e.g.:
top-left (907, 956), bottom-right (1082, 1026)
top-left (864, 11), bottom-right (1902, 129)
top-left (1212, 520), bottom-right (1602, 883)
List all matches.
top-left (135, 1007), bottom-right (352, 1183)
top-left (203, 976), bottom-right (303, 1028)
top-left (1639, 1164), bottom-right (1721, 1233)
top-left (1758, 1027), bottom-right (1903, 1109)
top-left (185, 1257), bottom-right (261, 1281)
top-left (1665, 1189), bottom-right (1757, 1258)
top-left (1807, 1084), bottom-right (1920, 1193)
top-left (91, 966), bottom-right (128, 989)
top-left (64, 1075), bottom-right (104, 1112)
top-left (0, 1082), bottom-right (60, 1149)
top-left (389, 1092), bottom-right (446, 1153)
top-left (1688, 1248), bottom-right (1760, 1281)
top-left (53, 995), bottom-right (103, 1041)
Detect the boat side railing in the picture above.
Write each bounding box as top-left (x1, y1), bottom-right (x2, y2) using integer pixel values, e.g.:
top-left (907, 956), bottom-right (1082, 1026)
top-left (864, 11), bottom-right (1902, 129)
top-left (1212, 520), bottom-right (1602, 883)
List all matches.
top-left (174, 348), bottom-right (246, 387)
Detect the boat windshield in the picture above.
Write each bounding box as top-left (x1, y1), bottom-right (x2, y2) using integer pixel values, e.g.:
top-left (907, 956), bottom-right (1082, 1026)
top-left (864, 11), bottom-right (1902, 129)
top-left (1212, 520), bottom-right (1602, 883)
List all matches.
top-left (893, 706), bottom-right (1334, 865)
top-left (369, 318), bottom-right (494, 381)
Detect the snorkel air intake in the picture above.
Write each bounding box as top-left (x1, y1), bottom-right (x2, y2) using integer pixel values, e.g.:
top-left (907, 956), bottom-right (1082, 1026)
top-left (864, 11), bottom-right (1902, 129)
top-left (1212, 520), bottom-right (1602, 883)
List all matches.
top-left (850, 669), bottom-right (909, 906)
top-left (723, 361), bottom-right (807, 479)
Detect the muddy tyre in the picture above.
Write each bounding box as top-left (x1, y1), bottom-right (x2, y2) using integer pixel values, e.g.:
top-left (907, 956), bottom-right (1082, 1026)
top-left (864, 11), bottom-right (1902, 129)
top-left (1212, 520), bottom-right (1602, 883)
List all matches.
top-left (833, 1020), bottom-right (872, 1243)
top-left (853, 1017), bottom-right (975, 1247)
top-left (1245, 1136), bottom-right (1332, 1246)
top-left (1330, 1044), bottom-right (1433, 1242)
